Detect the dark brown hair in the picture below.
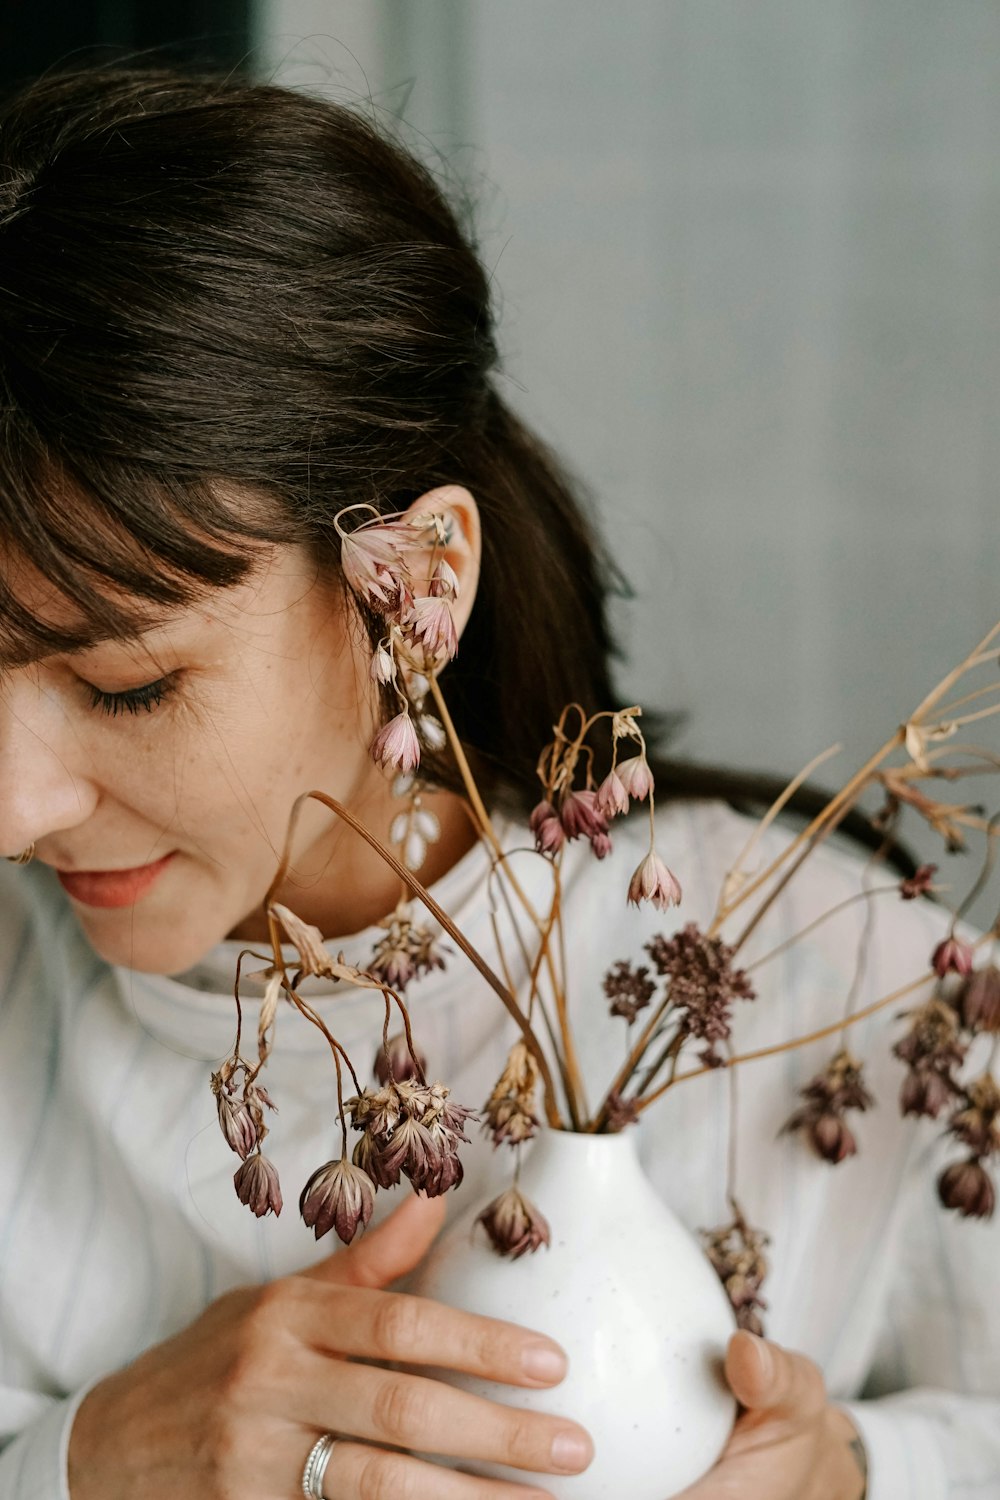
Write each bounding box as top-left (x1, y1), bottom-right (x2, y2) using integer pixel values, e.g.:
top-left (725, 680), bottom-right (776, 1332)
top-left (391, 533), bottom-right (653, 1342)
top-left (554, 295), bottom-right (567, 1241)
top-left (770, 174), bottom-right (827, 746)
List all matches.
top-left (0, 63), bottom-right (915, 873)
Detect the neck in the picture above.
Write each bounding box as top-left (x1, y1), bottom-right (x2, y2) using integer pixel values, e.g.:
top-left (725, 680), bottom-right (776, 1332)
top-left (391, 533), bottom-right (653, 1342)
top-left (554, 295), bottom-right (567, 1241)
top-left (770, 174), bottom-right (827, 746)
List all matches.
top-left (229, 784), bottom-right (480, 944)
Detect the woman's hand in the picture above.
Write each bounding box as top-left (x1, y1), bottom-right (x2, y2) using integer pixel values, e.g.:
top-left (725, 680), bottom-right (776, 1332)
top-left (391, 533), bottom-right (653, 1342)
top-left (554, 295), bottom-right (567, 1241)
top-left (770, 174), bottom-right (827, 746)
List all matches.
top-left (68, 1193), bottom-right (593, 1500)
top-left (676, 1331), bottom-right (868, 1500)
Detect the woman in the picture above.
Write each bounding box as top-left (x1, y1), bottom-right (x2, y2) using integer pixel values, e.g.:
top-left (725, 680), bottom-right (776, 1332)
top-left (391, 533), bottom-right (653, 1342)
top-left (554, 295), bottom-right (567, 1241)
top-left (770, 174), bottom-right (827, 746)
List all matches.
top-left (0, 64), bottom-right (995, 1500)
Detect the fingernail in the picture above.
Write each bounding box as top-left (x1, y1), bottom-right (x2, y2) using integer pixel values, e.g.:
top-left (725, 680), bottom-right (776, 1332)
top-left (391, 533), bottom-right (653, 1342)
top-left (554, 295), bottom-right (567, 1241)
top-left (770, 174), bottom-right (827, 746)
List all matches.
top-left (522, 1342), bottom-right (567, 1382)
top-left (752, 1337), bottom-right (774, 1384)
top-left (551, 1430), bottom-right (592, 1472)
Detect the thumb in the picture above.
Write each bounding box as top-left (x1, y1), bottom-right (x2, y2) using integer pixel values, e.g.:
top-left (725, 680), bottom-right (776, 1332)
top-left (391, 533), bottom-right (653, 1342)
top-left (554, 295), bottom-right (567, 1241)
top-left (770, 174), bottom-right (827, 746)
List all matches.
top-left (724, 1331), bottom-right (827, 1418)
top-left (302, 1190), bottom-right (448, 1289)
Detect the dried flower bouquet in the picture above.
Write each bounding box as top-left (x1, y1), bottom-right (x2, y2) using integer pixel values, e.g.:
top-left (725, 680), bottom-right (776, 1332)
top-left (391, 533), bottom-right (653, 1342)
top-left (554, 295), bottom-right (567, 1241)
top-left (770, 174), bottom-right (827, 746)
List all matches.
top-left (211, 503), bottom-right (1000, 1329)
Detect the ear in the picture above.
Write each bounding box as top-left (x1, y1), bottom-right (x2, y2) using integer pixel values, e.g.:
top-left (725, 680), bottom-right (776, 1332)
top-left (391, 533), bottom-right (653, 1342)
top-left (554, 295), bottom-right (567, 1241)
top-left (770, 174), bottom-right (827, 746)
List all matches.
top-left (401, 484), bottom-right (481, 641)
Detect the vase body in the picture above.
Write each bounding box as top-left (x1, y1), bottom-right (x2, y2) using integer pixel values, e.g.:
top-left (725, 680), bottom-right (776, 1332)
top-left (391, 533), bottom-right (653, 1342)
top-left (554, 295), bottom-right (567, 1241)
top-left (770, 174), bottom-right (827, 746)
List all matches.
top-left (409, 1127), bottom-right (737, 1499)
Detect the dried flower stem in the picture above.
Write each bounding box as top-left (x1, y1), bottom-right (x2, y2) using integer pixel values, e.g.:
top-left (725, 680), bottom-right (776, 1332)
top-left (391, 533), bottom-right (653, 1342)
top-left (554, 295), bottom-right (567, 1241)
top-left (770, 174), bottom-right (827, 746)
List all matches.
top-left (711, 729), bottom-right (904, 939)
top-left (713, 742), bottom-right (844, 927)
top-left (744, 884), bottom-right (903, 976)
top-left (485, 878), bottom-right (573, 1114)
top-left (636, 968), bottom-right (939, 1112)
top-left (269, 790), bottom-right (564, 1127)
top-left (429, 674), bottom-right (581, 1111)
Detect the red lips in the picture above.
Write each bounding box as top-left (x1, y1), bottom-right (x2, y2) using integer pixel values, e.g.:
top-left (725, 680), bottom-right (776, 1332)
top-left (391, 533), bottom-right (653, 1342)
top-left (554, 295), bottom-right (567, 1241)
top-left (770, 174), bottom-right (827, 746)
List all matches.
top-left (55, 852), bottom-right (176, 909)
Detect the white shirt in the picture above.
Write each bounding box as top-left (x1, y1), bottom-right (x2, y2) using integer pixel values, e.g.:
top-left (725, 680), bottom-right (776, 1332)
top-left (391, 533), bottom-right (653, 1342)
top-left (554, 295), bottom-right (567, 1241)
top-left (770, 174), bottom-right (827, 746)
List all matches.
top-left (0, 798), bottom-right (997, 1499)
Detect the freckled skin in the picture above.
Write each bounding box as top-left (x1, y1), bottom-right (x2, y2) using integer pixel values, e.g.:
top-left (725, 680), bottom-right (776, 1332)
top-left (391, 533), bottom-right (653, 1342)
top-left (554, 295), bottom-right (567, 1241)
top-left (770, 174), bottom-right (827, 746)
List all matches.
top-left (0, 521), bottom-right (479, 976)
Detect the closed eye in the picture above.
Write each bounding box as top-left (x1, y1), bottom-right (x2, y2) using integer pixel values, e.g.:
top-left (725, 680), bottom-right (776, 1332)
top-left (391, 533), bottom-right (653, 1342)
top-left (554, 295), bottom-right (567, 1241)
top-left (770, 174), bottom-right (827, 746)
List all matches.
top-left (85, 676), bottom-right (176, 717)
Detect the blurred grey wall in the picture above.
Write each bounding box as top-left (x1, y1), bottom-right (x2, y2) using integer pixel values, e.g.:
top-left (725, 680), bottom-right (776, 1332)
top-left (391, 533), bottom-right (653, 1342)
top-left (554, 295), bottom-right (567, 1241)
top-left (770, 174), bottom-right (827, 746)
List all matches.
top-left (253, 2), bottom-right (1000, 833)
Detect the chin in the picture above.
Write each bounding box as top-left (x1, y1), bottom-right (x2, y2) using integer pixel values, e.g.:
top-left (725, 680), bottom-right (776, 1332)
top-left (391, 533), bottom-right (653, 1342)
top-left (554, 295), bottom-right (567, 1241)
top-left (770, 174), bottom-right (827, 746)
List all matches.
top-left (72, 905), bottom-right (230, 977)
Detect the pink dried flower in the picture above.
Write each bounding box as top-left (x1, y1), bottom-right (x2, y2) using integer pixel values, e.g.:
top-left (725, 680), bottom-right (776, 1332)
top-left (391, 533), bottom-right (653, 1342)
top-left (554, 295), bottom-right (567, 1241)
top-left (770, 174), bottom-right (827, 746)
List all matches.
top-left (370, 712), bottom-right (421, 774)
top-left (900, 863), bottom-right (937, 899)
top-left (627, 850), bottom-right (682, 911)
top-left (214, 1087), bottom-right (258, 1160)
top-left (893, 996), bottom-right (967, 1119)
top-left (955, 965), bottom-right (1000, 1034)
top-left (368, 917), bottom-right (446, 993)
top-left (596, 770), bottom-right (629, 819)
top-left (900, 1068), bottom-right (956, 1120)
top-left (370, 644), bottom-right (397, 685)
top-left (590, 830), bottom-right (613, 860)
top-left (233, 1153), bottom-right (283, 1218)
top-left (299, 1158), bottom-right (375, 1244)
top-left (559, 789), bottom-right (608, 841)
top-left (340, 526), bottom-right (409, 610)
top-left (477, 1186), bottom-right (551, 1259)
top-left (406, 595), bottom-right (459, 661)
top-left (932, 936), bottom-right (975, 978)
top-left (781, 1049), bottom-right (874, 1165)
top-left (430, 558), bottom-right (460, 598)
top-left (615, 755), bottom-right (654, 801)
top-left (938, 1157), bottom-right (996, 1220)
top-left (529, 799), bottom-right (565, 854)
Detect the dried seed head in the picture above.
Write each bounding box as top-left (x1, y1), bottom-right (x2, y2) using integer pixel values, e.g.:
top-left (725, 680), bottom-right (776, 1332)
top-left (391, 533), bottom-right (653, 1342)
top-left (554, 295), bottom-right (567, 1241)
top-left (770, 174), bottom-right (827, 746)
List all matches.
top-left (938, 1157), bottom-right (996, 1220)
top-left (900, 863), bottom-right (937, 900)
top-left (947, 1072), bottom-right (1000, 1156)
top-left (483, 1042), bottom-right (540, 1148)
top-left (900, 1067), bottom-right (956, 1120)
top-left (477, 1186), bottom-right (551, 1259)
top-left (299, 1158), bottom-right (376, 1244)
top-left (233, 1153), bottom-right (283, 1218)
top-left (781, 1049), bottom-right (874, 1165)
top-left (645, 923), bottom-right (755, 1064)
top-left (602, 960), bottom-right (656, 1024)
top-left (700, 1203), bottom-right (770, 1336)
top-left (604, 1090), bottom-right (640, 1132)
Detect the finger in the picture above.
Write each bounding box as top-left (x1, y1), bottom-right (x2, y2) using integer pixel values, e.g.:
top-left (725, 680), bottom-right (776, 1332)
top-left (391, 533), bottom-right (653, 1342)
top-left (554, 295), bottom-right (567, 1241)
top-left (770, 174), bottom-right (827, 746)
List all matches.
top-left (304, 1359), bottom-right (593, 1476)
top-left (303, 1191), bottom-right (447, 1289)
top-left (724, 1331), bottom-right (827, 1418)
top-left (321, 1438), bottom-right (558, 1499)
top-left (294, 1285), bottom-right (568, 1388)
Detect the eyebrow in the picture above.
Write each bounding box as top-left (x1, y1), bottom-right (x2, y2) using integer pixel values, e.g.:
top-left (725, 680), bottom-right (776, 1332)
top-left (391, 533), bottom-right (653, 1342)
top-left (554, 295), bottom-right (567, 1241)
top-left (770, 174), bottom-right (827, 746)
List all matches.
top-left (0, 619), bottom-right (172, 672)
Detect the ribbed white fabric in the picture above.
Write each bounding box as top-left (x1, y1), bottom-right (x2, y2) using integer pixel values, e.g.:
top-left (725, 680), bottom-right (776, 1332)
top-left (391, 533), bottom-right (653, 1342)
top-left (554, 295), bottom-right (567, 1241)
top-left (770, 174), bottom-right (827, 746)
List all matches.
top-left (0, 799), bottom-right (997, 1499)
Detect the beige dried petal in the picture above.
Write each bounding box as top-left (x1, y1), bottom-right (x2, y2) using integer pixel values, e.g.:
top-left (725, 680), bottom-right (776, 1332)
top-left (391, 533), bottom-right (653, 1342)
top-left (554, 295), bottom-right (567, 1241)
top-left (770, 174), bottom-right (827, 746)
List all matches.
top-left (271, 903), bottom-right (335, 977)
top-left (257, 970), bottom-right (283, 1056)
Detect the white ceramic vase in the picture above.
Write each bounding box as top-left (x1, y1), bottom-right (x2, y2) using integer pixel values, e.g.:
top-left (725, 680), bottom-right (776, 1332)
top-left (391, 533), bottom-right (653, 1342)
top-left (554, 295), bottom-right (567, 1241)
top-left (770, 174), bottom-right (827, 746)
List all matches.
top-left (410, 1126), bottom-right (737, 1499)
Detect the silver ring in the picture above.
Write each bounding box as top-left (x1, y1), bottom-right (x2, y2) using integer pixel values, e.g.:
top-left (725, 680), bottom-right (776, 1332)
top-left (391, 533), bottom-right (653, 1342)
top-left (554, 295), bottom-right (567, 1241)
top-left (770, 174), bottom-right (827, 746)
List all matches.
top-left (6, 843), bottom-right (34, 866)
top-left (301, 1433), bottom-right (339, 1499)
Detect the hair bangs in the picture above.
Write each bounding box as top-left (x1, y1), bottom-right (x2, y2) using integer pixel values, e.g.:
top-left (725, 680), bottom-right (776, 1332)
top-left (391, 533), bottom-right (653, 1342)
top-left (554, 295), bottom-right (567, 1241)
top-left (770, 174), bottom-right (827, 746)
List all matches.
top-left (0, 430), bottom-right (282, 666)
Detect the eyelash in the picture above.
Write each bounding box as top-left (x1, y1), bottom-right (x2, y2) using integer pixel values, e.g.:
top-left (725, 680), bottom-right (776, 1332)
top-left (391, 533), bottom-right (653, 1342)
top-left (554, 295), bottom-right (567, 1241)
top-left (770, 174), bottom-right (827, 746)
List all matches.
top-left (86, 677), bottom-right (175, 717)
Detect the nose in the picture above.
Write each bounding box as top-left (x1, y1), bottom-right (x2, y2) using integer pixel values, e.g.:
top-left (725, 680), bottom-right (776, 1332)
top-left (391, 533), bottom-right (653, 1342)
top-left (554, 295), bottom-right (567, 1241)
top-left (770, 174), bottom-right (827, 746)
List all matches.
top-left (0, 674), bottom-right (100, 856)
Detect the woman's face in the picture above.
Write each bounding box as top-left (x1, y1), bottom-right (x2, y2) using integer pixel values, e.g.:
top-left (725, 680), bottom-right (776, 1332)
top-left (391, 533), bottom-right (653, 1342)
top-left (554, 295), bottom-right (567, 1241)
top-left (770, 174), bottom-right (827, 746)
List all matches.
top-left (0, 539), bottom-right (463, 975)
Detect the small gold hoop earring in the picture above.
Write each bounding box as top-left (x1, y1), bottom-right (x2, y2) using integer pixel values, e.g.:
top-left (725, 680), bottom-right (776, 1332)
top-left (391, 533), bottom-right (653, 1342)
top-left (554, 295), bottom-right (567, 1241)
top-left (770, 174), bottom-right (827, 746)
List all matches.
top-left (7, 843), bottom-right (35, 865)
